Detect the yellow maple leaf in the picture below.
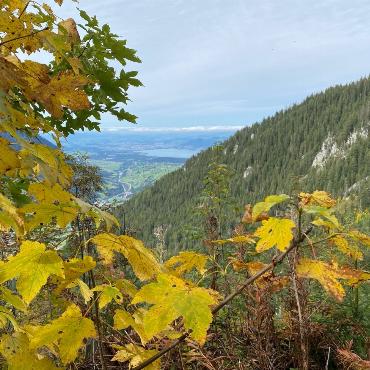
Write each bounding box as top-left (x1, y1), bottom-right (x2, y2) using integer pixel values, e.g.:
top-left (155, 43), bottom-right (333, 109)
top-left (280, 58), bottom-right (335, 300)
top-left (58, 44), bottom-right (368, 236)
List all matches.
top-left (254, 217), bottom-right (295, 252)
top-left (0, 286), bottom-right (27, 313)
top-left (19, 144), bottom-right (73, 186)
top-left (28, 304), bottom-right (96, 364)
top-left (26, 71), bottom-right (90, 118)
top-left (164, 251), bottom-right (208, 276)
top-left (112, 343), bottom-right (160, 370)
top-left (0, 332), bottom-right (59, 370)
top-left (0, 137), bottom-right (20, 175)
top-left (75, 279), bottom-right (93, 303)
top-left (21, 181), bottom-right (79, 231)
top-left (330, 235), bottom-right (363, 261)
top-left (92, 284), bottom-right (123, 309)
top-left (115, 278), bottom-right (138, 298)
top-left (230, 259), bottom-right (289, 291)
top-left (21, 202), bottom-right (79, 230)
top-left (28, 182), bottom-right (73, 204)
top-left (349, 229), bottom-right (370, 248)
top-left (73, 197), bottom-right (119, 230)
top-left (0, 306), bottom-right (20, 332)
top-left (132, 273), bottom-right (219, 344)
top-left (114, 308), bottom-right (149, 344)
top-left (252, 194), bottom-right (290, 221)
top-left (211, 234), bottom-right (255, 245)
top-left (91, 233), bottom-right (161, 281)
top-left (299, 191), bottom-right (336, 208)
top-left (296, 258), bottom-right (370, 301)
top-left (0, 193), bottom-right (24, 235)
top-left (0, 241), bottom-right (64, 304)
top-left (53, 256), bottom-right (96, 293)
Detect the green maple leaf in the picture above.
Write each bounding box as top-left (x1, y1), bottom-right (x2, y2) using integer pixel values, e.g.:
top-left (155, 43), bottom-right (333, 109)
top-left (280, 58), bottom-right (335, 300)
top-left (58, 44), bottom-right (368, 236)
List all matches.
top-left (252, 194), bottom-right (290, 221)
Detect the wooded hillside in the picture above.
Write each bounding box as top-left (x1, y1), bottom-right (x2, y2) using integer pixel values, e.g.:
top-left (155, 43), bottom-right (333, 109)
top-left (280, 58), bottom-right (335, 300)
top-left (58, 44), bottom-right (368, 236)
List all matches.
top-left (123, 78), bottom-right (370, 249)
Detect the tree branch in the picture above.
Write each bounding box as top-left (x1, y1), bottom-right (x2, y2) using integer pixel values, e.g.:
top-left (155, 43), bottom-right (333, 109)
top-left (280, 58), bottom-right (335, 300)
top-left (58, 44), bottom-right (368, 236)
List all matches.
top-left (132, 226), bottom-right (313, 370)
top-left (0, 27), bottom-right (49, 47)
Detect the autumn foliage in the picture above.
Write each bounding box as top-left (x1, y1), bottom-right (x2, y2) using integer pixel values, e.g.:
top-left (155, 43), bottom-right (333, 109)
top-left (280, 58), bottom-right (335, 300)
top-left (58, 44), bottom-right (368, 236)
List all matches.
top-left (0, 1), bottom-right (369, 369)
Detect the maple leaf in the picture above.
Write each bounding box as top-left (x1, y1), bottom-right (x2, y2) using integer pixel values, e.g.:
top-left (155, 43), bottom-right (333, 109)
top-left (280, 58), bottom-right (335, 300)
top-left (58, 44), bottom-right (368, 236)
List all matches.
top-left (303, 205), bottom-right (340, 228)
top-left (0, 332), bottom-right (59, 370)
top-left (211, 235), bottom-right (255, 245)
top-left (26, 71), bottom-right (90, 118)
top-left (231, 259), bottom-right (266, 273)
top-left (311, 217), bottom-right (338, 230)
top-left (349, 230), bottom-right (370, 248)
top-left (230, 259), bottom-right (289, 291)
top-left (0, 286), bottom-right (27, 312)
top-left (132, 273), bottom-right (219, 344)
top-left (164, 251), bottom-right (208, 276)
top-left (0, 241), bottom-right (64, 304)
top-left (115, 278), bottom-right (138, 298)
top-left (330, 235), bottom-right (363, 261)
top-left (20, 144), bottom-right (73, 186)
top-left (92, 284), bottom-right (123, 309)
top-left (254, 217), bottom-right (295, 252)
top-left (74, 197), bottom-right (119, 231)
top-left (296, 258), bottom-right (370, 301)
top-left (75, 279), bottom-right (93, 303)
top-left (0, 57), bottom-right (27, 91)
top-left (114, 308), bottom-right (149, 344)
top-left (20, 182), bottom-right (80, 230)
top-left (252, 194), bottom-right (290, 221)
top-left (28, 304), bottom-right (96, 364)
top-left (0, 306), bottom-right (20, 332)
top-left (21, 202), bottom-right (79, 230)
top-left (54, 256), bottom-right (96, 293)
top-left (28, 182), bottom-right (73, 204)
top-left (112, 343), bottom-right (160, 370)
top-left (299, 191), bottom-right (336, 208)
top-left (0, 137), bottom-right (20, 175)
top-left (0, 193), bottom-right (24, 235)
top-left (91, 233), bottom-right (161, 281)
top-left (59, 18), bottom-right (80, 44)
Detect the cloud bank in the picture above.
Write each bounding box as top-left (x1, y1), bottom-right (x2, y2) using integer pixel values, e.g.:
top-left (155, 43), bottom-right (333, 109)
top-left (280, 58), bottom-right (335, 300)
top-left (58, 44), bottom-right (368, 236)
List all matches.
top-left (52, 0), bottom-right (370, 129)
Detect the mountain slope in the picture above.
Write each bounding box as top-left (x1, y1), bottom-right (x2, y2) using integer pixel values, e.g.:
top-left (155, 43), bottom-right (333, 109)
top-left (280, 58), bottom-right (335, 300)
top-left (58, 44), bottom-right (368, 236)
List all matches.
top-left (121, 77), bottom-right (370, 249)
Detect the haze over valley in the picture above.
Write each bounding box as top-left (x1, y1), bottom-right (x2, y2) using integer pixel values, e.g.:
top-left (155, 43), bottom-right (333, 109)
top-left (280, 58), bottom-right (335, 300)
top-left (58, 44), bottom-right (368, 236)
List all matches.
top-left (63, 128), bottom-right (238, 201)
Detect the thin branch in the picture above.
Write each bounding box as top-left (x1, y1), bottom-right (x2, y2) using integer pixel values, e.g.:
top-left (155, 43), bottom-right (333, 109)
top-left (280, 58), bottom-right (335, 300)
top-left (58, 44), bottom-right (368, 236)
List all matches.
top-left (132, 226), bottom-right (313, 370)
top-left (18, 1), bottom-right (31, 18)
top-left (0, 27), bottom-right (49, 47)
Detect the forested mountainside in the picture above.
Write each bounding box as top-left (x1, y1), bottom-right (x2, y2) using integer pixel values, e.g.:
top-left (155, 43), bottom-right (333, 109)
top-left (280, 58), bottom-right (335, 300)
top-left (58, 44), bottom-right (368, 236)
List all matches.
top-left (121, 77), bottom-right (370, 249)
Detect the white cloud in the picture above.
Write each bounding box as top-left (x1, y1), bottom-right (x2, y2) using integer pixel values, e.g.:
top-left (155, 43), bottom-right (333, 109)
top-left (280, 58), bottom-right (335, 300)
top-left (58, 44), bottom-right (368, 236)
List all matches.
top-left (48, 0), bottom-right (370, 128)
top-left (103, 125), bottom-right (244, 133)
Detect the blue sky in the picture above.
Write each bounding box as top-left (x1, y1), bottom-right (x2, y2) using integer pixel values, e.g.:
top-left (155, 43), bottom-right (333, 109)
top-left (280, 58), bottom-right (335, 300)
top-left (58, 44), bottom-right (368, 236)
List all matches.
top-left (55, 0), bottom-right (370, 131)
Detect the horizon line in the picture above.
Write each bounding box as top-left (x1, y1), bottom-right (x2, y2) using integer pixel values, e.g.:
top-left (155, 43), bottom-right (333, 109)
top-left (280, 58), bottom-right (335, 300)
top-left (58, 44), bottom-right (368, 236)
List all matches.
top-left (102, 125), bottom-right (245, 133)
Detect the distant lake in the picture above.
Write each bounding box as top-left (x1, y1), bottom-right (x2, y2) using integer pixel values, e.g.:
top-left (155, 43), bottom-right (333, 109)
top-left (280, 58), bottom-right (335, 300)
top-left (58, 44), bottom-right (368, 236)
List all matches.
top-left (140, 148), bottom-right (198, 158)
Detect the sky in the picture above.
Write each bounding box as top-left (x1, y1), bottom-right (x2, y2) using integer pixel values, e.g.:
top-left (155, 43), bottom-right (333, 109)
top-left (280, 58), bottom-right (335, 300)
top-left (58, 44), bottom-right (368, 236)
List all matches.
top-left (54, 0), bottom-right (370, 131)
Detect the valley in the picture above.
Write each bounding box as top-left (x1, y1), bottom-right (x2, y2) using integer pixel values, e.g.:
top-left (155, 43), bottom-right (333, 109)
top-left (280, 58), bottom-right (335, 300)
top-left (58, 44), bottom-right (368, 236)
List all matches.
top-left (63, 129), bottom-right (237, 202)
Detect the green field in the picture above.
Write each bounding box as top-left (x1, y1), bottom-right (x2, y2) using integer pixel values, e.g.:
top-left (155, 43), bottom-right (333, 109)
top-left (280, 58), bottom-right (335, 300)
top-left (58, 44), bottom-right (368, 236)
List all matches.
top-left (91, 159), bottom-right (181, 202)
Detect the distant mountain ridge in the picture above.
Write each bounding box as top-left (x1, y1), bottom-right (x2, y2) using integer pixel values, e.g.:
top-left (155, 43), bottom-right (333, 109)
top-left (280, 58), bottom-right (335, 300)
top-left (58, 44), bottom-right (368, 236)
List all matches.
top-left (121, 77), bottom-right (370, 249)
